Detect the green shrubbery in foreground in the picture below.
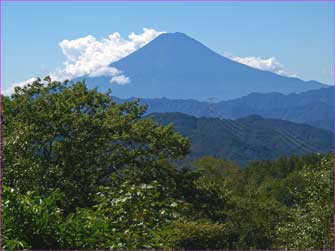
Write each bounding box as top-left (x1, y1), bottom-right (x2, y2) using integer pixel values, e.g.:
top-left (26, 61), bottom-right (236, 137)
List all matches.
top-left (2, 78), bottom-right (333, 249)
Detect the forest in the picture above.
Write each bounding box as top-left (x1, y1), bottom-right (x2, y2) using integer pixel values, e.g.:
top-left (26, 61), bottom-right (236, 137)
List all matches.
top-left (1, 78), bottom-right (333, 250)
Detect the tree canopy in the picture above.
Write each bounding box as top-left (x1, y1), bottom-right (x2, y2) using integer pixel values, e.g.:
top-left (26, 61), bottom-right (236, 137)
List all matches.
top-left (1, 77), bottom-right (333, 250)
top-left (2, 77), bottom-right (190, 210)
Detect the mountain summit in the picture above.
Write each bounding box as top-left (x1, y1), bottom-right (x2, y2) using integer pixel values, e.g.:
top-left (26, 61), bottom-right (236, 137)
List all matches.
top-left (84, 32), bottom-right (326, 100)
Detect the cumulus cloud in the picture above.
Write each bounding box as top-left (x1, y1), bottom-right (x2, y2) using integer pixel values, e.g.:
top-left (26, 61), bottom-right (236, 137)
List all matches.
top-left (52, 28), bottom-right (165, 83)
top-left (5, 28), bottom-right (164, 95)
top-left (230, 56), bottom-right (296, 77)
top-left (3, 77), bottom-right (37, 96)
top-left (110, 75), bottom-right (130, 85)
top-left (6, 31), bottom-right (299, 96)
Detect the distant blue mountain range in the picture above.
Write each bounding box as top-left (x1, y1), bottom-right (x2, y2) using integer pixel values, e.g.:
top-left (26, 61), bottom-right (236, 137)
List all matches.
top-left (113, 86), bottom-right (334, 131)
top-left (82, 32), bottom-right (326, 100)
top-left (149, 112), bottom-right (333, 164)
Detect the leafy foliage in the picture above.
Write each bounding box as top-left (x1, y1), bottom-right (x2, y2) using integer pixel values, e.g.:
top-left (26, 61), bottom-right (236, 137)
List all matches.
top-left (2, 186), bottom-right (63, 249)
top-left (153, 220), bottom-right (229, 249)
top-left (2, 77), bottom-right (333, 250)
top-left (276, 154), bottom-right (334, 249)
top-left (2, 77), bottom-right (190, 210)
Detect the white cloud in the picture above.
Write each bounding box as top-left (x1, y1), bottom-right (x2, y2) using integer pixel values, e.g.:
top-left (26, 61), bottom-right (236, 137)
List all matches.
top-left (3, 77), bottom-right (37, 96)
top-left (230, 56), bottom-right (296, 77)
top-left (7, 32), bottom-right (299, 96)
top-left (5, 28), bottom-right (164, 95)
top-left (110, 75), bottom-right (130, 85)
top-left (52, 28), bottom-right (165, 82)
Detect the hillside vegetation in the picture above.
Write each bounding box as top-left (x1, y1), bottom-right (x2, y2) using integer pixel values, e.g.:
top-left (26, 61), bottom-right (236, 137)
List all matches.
top-left (2, 78), bottom-right (333, 250)
top-left (115, 86), bottom-right (334, 130)
top-left (150, 112), bottom-right (333, 164)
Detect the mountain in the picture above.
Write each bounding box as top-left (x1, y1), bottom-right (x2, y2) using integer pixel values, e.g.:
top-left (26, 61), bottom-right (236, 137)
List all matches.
top-left (114, 86), bottom-right (334, 130)
top-left (217, 87), bottom-right (334, 130)
top-left (149, 112), bottom-right (333, 164)
top-left (83, 32), bottom-right (326, 100)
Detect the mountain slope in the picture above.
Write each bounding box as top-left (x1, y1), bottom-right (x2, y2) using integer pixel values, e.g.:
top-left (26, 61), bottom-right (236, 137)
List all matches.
top-left (149, 112), bottom-right (333, 164)
top-left (84, 32), bottom-right (325, 100)
top-left (115, 86), bottom-right (334, 130)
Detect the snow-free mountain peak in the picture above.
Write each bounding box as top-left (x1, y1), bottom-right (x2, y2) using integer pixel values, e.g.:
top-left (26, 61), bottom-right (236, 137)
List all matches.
top-left (84, 32), bottom-right (326, 100)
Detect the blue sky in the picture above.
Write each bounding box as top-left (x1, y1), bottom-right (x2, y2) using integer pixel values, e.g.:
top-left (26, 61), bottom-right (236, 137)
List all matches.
top-left (1, 1), bottom-right (334, 92)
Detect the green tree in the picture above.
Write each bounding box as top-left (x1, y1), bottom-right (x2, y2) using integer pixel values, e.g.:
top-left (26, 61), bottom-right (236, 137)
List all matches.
top-left (276, 153), bottom-right (334, 249)
top-left (2, 186), bottom-right (64, 249)
top-left (153, 220), bottom-right (231, 249)
top-left (2, 77), bottom-right (190, 210)
top-left (2, 185), bottom-right (122, 250)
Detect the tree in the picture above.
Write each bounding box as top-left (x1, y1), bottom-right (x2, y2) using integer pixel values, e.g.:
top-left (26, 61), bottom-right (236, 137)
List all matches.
top-left (2, 77), bottom-right (190, 210)
top-left (2, 186), bottom-right (64, 249)
top-left (276, 153), bottom-right (334, 249)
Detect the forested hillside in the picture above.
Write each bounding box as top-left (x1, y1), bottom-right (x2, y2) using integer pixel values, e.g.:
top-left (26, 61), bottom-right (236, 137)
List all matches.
top-left (149, 112), bottom-right (333, 164)
top-left (2, 78), bottom-right (333, 250)
top-left (115, 86), bottom-right (334, 130)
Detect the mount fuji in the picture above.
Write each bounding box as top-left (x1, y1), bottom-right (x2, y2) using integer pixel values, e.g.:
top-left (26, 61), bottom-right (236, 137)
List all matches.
top-left (82, 32), bottom-right (326, 100)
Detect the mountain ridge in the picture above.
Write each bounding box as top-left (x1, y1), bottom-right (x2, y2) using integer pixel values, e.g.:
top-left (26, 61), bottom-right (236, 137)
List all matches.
top-left (113, 85), bottom-right (334, 131)
top-left (149, 112), bottom-right (333, 164)
top-left (83, 32), bottom-right (326, 100)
